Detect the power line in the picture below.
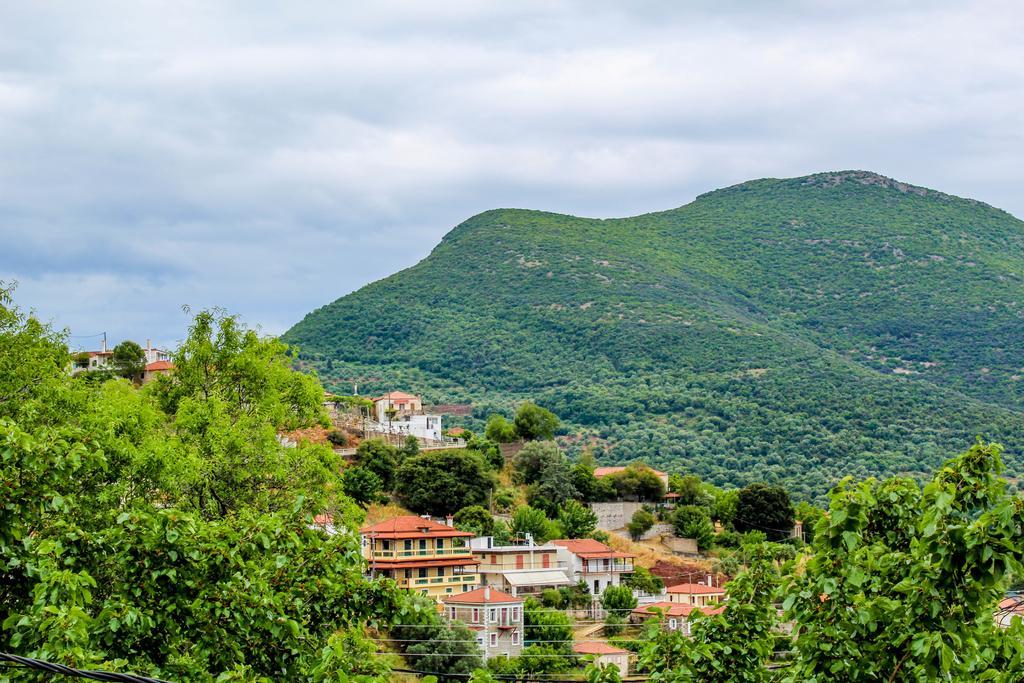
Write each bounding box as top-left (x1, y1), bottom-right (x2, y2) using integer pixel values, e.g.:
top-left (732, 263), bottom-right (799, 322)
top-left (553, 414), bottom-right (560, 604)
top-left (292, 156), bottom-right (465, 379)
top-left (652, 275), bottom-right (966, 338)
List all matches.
top-left (0, 653), bottom-right (171, 683)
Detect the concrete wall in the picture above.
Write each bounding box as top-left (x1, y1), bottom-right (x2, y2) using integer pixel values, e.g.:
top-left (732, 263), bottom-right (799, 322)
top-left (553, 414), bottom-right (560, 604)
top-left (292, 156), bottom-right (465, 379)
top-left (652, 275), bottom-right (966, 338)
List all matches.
top-left (590, 501), bottom-right (644, 532)
top-left (663, 537), bottom-right (700, 556)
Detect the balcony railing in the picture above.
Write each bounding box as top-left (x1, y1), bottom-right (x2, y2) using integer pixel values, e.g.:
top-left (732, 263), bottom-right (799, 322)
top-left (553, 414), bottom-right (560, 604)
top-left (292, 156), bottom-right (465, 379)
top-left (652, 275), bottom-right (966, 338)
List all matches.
top-left (580, 562), bottom-right (634, 573)
top-left (371, 547), bottom-right (473, 559)
top-left (411, 574), bottom-right (479, 586)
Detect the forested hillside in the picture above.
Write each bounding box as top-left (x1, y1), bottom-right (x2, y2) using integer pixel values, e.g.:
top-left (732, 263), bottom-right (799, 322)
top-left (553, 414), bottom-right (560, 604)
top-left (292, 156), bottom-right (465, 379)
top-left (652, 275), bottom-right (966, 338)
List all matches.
top-left (284, 171), bottom-right (1024, 499)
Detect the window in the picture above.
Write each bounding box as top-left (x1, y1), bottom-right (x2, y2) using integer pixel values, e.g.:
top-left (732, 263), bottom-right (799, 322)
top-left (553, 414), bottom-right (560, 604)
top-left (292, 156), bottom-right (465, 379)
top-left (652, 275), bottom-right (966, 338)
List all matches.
top-left (419, 568), bottom-right (428, 578)
top-left (488, 609), bottom-right (497, 623)
top-left (381, 540), bottom-right (390, 551)
top-left (404, 540), bottom-right (413, 551)
top-left (512, 631), bottom-right (519, 645)
top-left (446, 587), bottom-right (453, 593)
top-left (463, 584), bottom-right (470, 592)
top-left (436, 538), bottom-right (444, 549)
top-left (476, 636), bottom-right (484, 648)
top-left (512, 607), bottom-right (519, 622)
top-left (449, 607), bottom-right (456, 620)
top-left (419, 539), bottom-right (427, 551)
top-left (489, 633), bottom-right (497, 648)
top-left (593, 580), bottom-right (600, 593)
top-left (404, 569), bottom-right (412, 579)
top-left (669, 618), bottom-right (678, 630)
top-left (472, 608), bottom-right (480, 623)
top-left (437, 567), bottom-right (445, 577)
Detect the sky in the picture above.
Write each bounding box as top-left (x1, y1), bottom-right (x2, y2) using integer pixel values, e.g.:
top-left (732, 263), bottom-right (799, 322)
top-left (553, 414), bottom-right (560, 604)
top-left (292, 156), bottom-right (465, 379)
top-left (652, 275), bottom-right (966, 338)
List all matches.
top-left (2, 1), bottom-right (1023, 349)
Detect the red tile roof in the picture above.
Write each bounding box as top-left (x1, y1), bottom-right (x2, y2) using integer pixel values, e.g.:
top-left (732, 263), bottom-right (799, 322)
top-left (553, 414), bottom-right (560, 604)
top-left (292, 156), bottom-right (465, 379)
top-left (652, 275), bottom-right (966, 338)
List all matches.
top-left (371, 391), bottom-right (420, 402)
top-left (145, 360), bottom-right (174, 371)
top-left (360, 515), bottom-right (474, 539)
top-left (593, 465), bottom-right (667, 478)
top-left (633, 601), bottom-right (725, 618)
top-left (573, 641), bottom-right (628, 655)
top-left (667, 582), bottom-right (726, 595)
top-left (442, 587), bottom-right (523, 605)
top-left (551, 538), bottom-right (635, 560)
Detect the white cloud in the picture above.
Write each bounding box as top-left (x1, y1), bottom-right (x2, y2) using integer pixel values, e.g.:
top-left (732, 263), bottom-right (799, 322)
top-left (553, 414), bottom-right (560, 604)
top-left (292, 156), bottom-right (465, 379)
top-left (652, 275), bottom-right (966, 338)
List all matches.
top-left (1, 1), bottom-right (1023, 345)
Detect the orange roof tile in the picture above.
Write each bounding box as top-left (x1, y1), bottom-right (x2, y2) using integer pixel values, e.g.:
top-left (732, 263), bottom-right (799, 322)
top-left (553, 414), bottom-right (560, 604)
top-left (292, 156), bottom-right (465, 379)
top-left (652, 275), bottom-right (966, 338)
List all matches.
top-left (551, 538), bottom-right (635, 559)
top-left (371, 391), bottom-right (420, 401)
top-left (360, 515), bottom-right (473, 539)
top-left (666, 582), bottom-right (726, 595)
top-left (442, 587), bottom-right (523, 605)
top-left (633, 601), bottom-right (724, 617)
top-left (145, 360), bottom-right (175, 371)
top-left (573, 641), bottom-right (628, 655)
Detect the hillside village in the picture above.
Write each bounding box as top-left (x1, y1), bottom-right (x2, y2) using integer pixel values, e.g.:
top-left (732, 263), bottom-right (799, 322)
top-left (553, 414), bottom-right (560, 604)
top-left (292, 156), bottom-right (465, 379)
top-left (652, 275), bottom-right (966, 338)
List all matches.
top-left (285, 387), bottom-right (810, 677)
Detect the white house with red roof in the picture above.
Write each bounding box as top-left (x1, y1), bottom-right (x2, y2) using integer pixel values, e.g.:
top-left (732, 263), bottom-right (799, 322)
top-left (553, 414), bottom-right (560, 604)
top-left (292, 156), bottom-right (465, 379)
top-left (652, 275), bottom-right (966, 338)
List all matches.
top-left (550, 538), bottom-right (635, 599)
top-left (573, 641), bottom-right (630, 674)
top-left (370, 391), bottom-right (445, 441)
top-left (359, 515), bottom-right (479, 601)
top-left (443, 586), bottom-right (524, 659)
top-left (631, 601), bottom-right (725, 635)
top-left (666, 582), bottom-right (726, 607)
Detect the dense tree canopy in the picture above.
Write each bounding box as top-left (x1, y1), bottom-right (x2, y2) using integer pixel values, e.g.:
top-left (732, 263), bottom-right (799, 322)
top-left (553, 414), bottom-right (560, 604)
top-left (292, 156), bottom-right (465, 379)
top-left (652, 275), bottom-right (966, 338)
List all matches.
top-left (734, 483), bottom-right (795, 541)
top-left (0, 287), bottom-right (413, 681)
top-left (395, 449), bottom-right (495, 516)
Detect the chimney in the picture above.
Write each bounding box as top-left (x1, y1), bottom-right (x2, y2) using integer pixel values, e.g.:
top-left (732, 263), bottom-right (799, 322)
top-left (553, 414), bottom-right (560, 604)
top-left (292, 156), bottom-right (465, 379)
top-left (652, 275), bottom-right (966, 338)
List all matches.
top-left (146, 339), bottom-right (152, 351)
top-left (484, 586), bottom-right (491, 601)
top-left (707, 574), bottom-right (713, 587)
top-left (525, 533), bottom-right (534, 547)
top-left (445, 515), bottom-right (454, 527)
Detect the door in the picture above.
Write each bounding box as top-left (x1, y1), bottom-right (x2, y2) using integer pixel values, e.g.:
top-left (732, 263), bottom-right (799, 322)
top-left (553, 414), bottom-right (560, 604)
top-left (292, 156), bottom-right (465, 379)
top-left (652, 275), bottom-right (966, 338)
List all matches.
top-left (516, 555), bottom-right (524, 569)
top-left (542, 554), bottom-right (550, 568)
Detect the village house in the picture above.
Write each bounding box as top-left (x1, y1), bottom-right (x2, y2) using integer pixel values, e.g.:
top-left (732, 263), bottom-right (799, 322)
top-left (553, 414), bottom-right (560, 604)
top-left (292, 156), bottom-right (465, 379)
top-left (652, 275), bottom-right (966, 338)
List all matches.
top-left (572, 642), bottom-right (630, 674)
top-left (443, 586), bottom-right (524, 659)
top-left (631, 601), bottom-right (725, 635)
top-left (370, 391), bottom-right (445, 441)
top-left (72, 339), bottom-right (172, 375)
top-left (470, 536), bottom-right (572, 597)
top-left (359, 515), bottom-right (479, 601)
top-left (593, 465), bottom-right (670, 490)
top-left (666, 581), bottom-right (727, 607)
top-left (551, 538), bottom-right (635, 599)
top-left (142, 360), bottom-right (175, 384)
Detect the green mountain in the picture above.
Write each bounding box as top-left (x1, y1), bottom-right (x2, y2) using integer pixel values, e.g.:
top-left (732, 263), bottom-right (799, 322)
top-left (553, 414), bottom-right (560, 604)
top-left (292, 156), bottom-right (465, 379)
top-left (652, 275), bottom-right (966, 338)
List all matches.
top-left (284, 171), bottom-right (1024, 499)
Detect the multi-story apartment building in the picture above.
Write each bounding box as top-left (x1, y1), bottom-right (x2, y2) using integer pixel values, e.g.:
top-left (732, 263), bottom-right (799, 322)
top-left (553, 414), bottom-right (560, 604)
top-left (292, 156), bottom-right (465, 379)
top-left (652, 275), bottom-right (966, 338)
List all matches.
top-left (551, 538), bottom-right (635, 598)
top-left (443, 586), bottom-right (524, 659)
top-left (469, 536), bottom-right (572, 597)
top-left (360, 515), bottom-right (479, 601)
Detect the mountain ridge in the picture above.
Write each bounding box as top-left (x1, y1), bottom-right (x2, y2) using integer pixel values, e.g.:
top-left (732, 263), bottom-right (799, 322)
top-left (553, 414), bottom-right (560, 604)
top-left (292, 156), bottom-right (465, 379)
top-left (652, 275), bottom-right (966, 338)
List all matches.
top-left (284, 170), bottom-right (1024, 499)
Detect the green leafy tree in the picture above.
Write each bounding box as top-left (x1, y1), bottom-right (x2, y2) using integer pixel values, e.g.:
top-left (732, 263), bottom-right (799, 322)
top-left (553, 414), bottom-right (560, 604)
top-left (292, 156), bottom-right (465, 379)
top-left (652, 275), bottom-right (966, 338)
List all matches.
top-left (466, 434), bottom-right (504, 469)
top-left (783, 441), bottom-right (1024, 682)
top-left (527, 456), bottom-right (579, 517)
top-left (601, 584), bottom-right (637, 636)
top-left (395, 449), bottom-right (495, 516)
top-left (606, 464), bottom-right (665, 501)
top-left (523, 597), bottom-right (574, 650)
top-left (557, 500), bottom-right (598, 539)
top-left (713, 488), bottom-right (739, 528)
top-left (453, 505), bottom-right (496, 536)
top-left (571, 459), bottom-right (605, 501)
top-left (624, 566), bottom-right (664, 595)
top-left (793, 500), bottom-right (825, 544)
top-left (401, 433), bottom-right (420, 458)
top-left (484, 414), bottom-right (518, 443)
top-left (734, 483), bottom-right (794, 541)
top-left (627, 508), bottom-right (655, 541)
top-left (672, 505), bottom-right (715, 550)
top-left (513, 402), bottom-right (560, 441)
top-left (511, 505), bottom-right (554, 544)
top-left (512, 440), bottom-right (563, 485)
top-left (111, 340), bottom-right (146, 380)
top-left (341, 466), bottom-right (383, 506)
top-left (355, 437), bottom-right (400, 491)
top-left (639, 544), bottom-right (779, 682)
top-left (390, 593), bottom-right (484, 682)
